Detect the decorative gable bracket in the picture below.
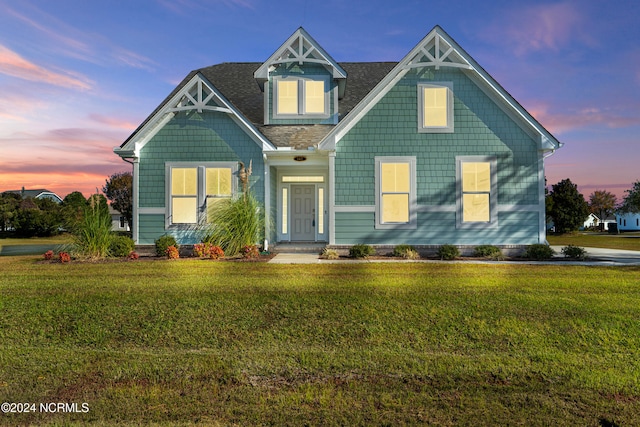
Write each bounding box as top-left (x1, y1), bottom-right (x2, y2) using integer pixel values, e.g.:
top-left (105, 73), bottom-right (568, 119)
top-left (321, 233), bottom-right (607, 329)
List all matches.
top-left (404, 31), bottom-right (472, 71)
top-left (272, 35), bottom-right (326, 67)
top-left (168, 78), bottom-right (232, 114)
top-left (254, 27), bottom-right (347, 96)
top-left (115, 73), bottom-right (276, 158)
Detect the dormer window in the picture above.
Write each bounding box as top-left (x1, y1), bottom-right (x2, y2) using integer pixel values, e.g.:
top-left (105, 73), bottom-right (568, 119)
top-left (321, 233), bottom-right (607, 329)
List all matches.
top-left (274, 76), bottom-right (329, 118)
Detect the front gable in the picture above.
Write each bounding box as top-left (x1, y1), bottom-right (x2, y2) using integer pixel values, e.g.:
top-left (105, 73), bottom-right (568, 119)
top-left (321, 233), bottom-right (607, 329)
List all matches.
top-left (323, 26), bottom-right (562, 246)
top-left (319, 26), bottom-right (562, 154)
top-left (116, 73), bottom-right (275, 159)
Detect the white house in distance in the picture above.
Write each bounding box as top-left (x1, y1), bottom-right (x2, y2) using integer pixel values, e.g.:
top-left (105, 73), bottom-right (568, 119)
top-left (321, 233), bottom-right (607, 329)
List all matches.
top-left (583, 213), bottom-right (616, 231)
top-left (110, 206), bottom-right (130, 232)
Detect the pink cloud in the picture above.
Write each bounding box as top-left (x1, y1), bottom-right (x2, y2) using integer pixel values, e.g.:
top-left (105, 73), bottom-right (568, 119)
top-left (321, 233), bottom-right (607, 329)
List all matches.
top-left (481, 2), bottom-right (597, 56)
top-left (158, 0), bottom-right (255, 14)
top-left (528, 102), bottom-right (640, 135)
top-left (0, 44), bottom-right (92, 90)
top-left (3, 2), bottom-right (155, 70)
top-left (0, 168), bottom-right (127, 199)
top-left (89, 114), bottom-right (139, 131)
top-left (1, 127), bottom-right (129, 166)
top-left (4, 5), bottom-right (92, 59)
top-left (0, 125), bottom-right (131, 198)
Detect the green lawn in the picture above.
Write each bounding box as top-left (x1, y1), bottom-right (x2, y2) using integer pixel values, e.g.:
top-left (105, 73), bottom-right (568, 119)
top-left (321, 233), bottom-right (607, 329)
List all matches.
top-left (1, 257), bottom-right (639, 425)
top-left (548, 232), bottom-right (640, 251)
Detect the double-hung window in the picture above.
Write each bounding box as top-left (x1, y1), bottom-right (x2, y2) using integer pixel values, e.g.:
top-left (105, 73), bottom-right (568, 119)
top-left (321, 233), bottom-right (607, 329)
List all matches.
top-left (418, 82), bottom-right (454, 133)
top-left (167, 163), bottom-right (235, 227)
top-left (375, 157), bottom-right (417, 229)
top-left (456, 156), bottom-right (497, 228)
top-left (274, 76), bottom-right (329, 118)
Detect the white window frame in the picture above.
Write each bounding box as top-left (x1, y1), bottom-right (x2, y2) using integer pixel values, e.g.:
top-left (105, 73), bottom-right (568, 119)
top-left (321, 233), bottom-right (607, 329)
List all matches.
top-left (456, 156), bottom-right (498, 229)
top-left (375, 156), bottom-right (417, 230)
top-left (418, 82), bottom-right (454, 133)
top-left (273, 76), bottom-right (330, 119)
top-left (165, 162), bottom-right (237, 228)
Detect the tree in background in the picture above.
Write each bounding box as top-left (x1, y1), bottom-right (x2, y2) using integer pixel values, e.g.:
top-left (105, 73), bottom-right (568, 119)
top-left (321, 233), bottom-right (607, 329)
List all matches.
top-left (13, 197), bottom-right (63, 237)
top-left (588, 190), bottom-right (617, 228)
top-left (0, 192), bottom-right (21, 232)
top-left (547, 178), bottom-right (590, 234)
top-left (61, 191), bottom-right (89, 232)
top-left (103, 171), bottom-right (133, 229)
top-left (620, 181), bottom-right (640, 213)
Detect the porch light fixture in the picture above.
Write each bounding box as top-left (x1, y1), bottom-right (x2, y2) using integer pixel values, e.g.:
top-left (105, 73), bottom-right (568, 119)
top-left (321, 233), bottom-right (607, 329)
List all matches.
top-left (293, 156), bottom-right (307, 162)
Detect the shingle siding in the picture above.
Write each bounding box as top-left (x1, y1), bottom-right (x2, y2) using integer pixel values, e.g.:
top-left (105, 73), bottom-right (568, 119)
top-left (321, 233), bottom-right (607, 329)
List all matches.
top-left (139, 111), bottom-right (264, 208)
top-left (335, 211), bottom-right (539, 245)
top-left (334, 68), bottom-right (541, 245)
top-left (137, 111), bottom-right (264, 244)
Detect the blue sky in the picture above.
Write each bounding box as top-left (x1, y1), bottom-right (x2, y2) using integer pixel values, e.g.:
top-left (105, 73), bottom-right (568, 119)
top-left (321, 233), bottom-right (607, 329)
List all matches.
top-left (1, 0), bottom-right (638, 201)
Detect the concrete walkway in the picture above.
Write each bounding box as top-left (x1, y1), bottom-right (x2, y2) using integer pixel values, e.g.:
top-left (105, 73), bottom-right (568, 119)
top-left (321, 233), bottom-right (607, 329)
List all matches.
top-left (269, 247), bottom-right (640, 265)
top-left (268, 253), bottom-right (323, 264)
top-left (550, 246), bottom-right (640, 265)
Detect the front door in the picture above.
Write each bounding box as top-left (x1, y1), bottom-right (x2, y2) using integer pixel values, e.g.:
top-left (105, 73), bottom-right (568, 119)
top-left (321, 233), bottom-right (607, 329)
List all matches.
top-left (290, 185), bottom-right (315, 241)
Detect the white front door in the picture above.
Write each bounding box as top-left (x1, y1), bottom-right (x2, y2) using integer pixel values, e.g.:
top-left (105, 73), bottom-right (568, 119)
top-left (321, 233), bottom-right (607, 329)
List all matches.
top-left (290, 185), bottom-right (315, 241)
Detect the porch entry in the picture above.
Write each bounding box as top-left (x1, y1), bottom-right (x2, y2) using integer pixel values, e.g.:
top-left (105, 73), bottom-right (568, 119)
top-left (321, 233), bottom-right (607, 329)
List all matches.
top-left (290, 185), bottom-right (315, 241)
top-left (278, 174), bottom-right (327, 243)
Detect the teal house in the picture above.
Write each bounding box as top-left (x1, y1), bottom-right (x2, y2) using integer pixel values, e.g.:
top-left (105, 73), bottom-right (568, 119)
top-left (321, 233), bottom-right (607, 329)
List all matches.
top-left (115, 26), bottom-right (562, 250)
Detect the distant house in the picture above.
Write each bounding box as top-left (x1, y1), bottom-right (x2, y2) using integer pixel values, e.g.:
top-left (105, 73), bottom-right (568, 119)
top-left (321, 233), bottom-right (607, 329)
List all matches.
top-left (583, 213), bottom-right (599, 230)
top-left (110, 206), bottom-right (130, 232)
top-left (115, 26), bottom-right (562, 249)
top-left (583, 213), bottom-right (616, 231)
top-left (2, 188), bottom-right (63, 204)
top-left (616, 212), bottom-right (640, 232)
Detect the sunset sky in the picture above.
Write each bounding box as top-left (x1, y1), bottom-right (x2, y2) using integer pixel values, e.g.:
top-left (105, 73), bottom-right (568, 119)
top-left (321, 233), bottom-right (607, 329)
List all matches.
top-left (1, 0), bottom-right (638, 202)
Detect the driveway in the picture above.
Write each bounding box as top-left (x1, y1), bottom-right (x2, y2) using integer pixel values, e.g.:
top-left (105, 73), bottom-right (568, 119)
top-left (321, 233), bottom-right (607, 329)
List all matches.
top-left (551, 246), bottom-right (640, 265)
top-left (0, 244), bottom-right (66, 256)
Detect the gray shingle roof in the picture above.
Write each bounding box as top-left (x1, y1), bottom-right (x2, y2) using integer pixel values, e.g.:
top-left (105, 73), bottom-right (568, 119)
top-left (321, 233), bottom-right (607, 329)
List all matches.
top-left (122, 62), bottom-right (398, 149)
top-left (2, 189), bottom-right (63, 203)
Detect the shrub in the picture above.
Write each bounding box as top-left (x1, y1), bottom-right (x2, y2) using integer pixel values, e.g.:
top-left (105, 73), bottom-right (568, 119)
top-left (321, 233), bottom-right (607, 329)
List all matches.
top-left (209, 245), bottom-right (224, 259)
top-left (109, 235), bottom-right (135, 258)
top-left (241, 244), bottom-right (260, 259)
top-left (402, 249), bottom-right (420, 260)
top-left (193, 243), bottom-right (211, 258)
top-left (204, 192), bottom-right (265, 257)
top-left (437, 244), bottom-right (460, 260)
top-left (561, 245), bottom-right (587, 260)
top-left (127, 251), bottom-right (139, 260)
top-left (207, 244), bottom-right (224, 259)
top-left (155, 235), bottom-right (178, 257)
top-left (524, 244), bottom-right (555, 260)
top-left (72, 198), bottom-right (112, 258)
top-left (474, 245), bottom-right (504, 260)
top-left (349, 244), bottom-right (375, 259)
top-left (59, 252), bottom-right (71, 263)
top-left (392, 244), bottom-right (416, 258)
top-left (43, 250), bottom-right (54, 260)
top-left (321, 247), bottom-right (340, 260)
top-left (166, 245), bottom-right (179, 260)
